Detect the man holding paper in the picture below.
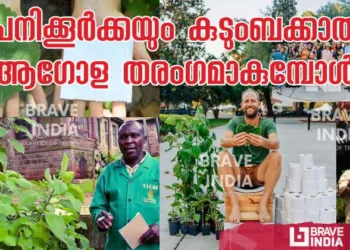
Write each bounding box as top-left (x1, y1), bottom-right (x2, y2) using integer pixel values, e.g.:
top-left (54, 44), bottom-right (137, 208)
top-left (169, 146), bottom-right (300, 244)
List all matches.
top-left (218, 89), bottom-right (282, 223)
top-left (90, 121), bottom-right (160, 250)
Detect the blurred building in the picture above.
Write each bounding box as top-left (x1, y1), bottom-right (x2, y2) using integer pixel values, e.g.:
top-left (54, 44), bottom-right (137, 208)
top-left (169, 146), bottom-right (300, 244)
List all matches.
top-left (6, 117), bottom-right (160, 180)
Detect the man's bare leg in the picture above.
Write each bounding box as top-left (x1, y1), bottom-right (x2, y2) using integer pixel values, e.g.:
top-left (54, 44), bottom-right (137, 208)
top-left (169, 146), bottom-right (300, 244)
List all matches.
top-left (72, 100), bottom-right (86, 117)
top-left (112, 101), bottom-right (126, 117)
top-left (217, 150), bottom-right (241, 223)
top-left (89, 102), bottom-right (103, 117)
top-left (6, 93), bottom-right (20, 117)
top-left (256, 151), bottom-right (282, 223)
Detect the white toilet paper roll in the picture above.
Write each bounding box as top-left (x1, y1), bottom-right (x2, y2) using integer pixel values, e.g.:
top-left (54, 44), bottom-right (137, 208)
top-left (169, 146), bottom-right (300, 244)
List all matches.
top-left (288, 178), bottom-right (302, 193)
top-left (305, 211), bottom-right (319, 223)
top-left (276, 195), bottom-right (284, 210)
top-left (327, 190), bottom-right (336, 207)
top-left (321, 193), bottom-right (333, 209)
top-left (285, 175), bottom-right (289, 191)
top-left (302, 180), bottom-right (318, 196)
top-left (292, 210), bottom-right (305, 223)
top-left (303, 167), bottom-right (318, 182)
top-left (299, 154), bottom-right (313, 168)
top-left (291, 194), bottom-right (305, 211)
top-left (305, 195), bottom-right (321, 212)
top-left (320, 208), bottom-right (336, 224)
top-left (281, 210), bottom-right (287, 224)
top-left (284, 192), bottom-right (296, 220)
top-left (317, 179), bottom-right (328, 193)
top-left (317, 166), bottom-right (326, 181)
top-left (288, 163), bottom-right (302, 179)
top-left (275, 209), bottom-right (281, 224)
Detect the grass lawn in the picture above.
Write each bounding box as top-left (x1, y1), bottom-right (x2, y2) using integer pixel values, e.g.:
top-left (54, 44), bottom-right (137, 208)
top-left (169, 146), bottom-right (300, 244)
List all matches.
top-left (208, 118), bottom-right (230, 128)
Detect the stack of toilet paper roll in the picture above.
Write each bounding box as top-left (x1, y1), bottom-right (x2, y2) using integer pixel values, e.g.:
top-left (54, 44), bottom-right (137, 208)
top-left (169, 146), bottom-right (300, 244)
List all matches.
top-left (275, 154), bottom-right (336, 224)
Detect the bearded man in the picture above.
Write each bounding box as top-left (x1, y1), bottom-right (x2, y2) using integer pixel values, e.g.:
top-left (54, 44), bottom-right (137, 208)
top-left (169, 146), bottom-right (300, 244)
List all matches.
top-left (218, 89), bottom-right (282, 223)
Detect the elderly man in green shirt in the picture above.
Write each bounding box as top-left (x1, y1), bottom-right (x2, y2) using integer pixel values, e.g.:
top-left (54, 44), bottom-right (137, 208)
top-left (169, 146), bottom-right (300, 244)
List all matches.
top-left (218, 89), bottom-right (282, 223)
top-left (90, 120), bottom-right (160, 250)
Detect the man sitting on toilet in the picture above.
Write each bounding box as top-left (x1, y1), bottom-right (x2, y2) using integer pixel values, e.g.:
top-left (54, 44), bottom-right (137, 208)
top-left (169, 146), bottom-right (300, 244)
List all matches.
top-left (218, 89), bottom-right (282, 223)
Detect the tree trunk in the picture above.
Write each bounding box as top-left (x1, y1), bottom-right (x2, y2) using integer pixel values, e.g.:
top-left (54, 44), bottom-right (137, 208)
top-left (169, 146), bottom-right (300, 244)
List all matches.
top-left (264, 88), bottom-right (273, 116)
top-left (213, 110), bottom-right (220, 119)
top-left (309, 102), bottom-right (316, 110)
top-left (296, 102), bottom-right (304, 115)
top-left (331, 102), bottom-right (337, 117)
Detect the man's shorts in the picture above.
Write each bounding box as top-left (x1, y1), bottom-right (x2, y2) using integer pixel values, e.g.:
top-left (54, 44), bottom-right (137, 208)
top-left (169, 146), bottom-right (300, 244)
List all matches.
top-left (237, 165), bottom-right (264, 188)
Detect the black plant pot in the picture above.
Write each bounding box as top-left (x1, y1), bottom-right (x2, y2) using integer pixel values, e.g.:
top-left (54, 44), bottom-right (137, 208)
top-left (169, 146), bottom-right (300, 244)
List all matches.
top-left (168, 218), bottom-right (180, 236)
top-left (202, 224), bottom-right (211, 236)
top-left (188, 224), bottom-right (199, 236)
top-left (180, 223), bottom-right (189, 235)
top-left (216, 230), bottom-right (223, 240)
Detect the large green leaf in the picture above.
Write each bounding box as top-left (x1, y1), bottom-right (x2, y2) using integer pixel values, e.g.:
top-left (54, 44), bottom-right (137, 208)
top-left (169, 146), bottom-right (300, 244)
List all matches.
top-left (0, 223), bottom-right (8, 242)
top-left (0, 203), bottom-right (15, 215)
top-left (31, 219), bottom-right (49, 244)
top-left (68, 184), bottom-right (85, 203)
top-left (191, 146), bottom-right (201, 158)
top-left (15, 177), bottom-right (32, 188)
top-left (53, 179), bottom-right (68, 195)
top-left (1, 194), bottom-right (12, 204)
top-left (8, 138), bottom-right (24, 153)
top-left (21, 117), bottom-right (37, 125)
top-left (0, 4), bottom-right (41, 105)
top-left (65, 192), bottom-right (82, 213)
top-left (45, 168), bottom-right (53, 184)
top-left (0, 147), bottom-right (7, 170)
top-left (12, 124), bottom-right (33, 139)
top-left (19, 192), bottom-right (37, 208)
top-left (200, 138), bottom-right (213, 152)
top-left (0, 172), bottom-right (7, 182)
top-left (3, 235), bottom-right (16, 246)
top-left (60, 153), bottom-right (69, 174)
top-left (76, 222), bottom-right (87, 230)
top-left (165, 115), bottom-right (179, 126)
top-left (45, 212), bottom-right (66, 243)
top-left (0, 126), bottom-right (8, 138)
top-left (61, 171), bottom-right (75, 183)
top-left (180, 170), bottom-right (190, 182)
top-left (18, 232), bottom-right (32, 250)
top-left (193, 214), bottom-right (201, 223)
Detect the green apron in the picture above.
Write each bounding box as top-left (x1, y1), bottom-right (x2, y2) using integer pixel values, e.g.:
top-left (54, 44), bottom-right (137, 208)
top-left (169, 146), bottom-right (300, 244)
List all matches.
top-left (90, 153), bottom-right (160, 250)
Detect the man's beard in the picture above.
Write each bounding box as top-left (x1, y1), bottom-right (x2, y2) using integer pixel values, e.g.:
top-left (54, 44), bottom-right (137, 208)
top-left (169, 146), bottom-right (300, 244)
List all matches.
top-left (244, 108), bottom-right (259, 119)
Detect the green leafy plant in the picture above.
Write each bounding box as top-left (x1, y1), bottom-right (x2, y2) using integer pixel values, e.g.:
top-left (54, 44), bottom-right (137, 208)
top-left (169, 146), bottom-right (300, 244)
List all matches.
top-left (164, 108), bottom-right (223, 201)
top-left (0, 4), bottom-right (41, 106)
top-left (337, 197), bottom-right (345, 222)
top-left (165, 183), bottom-right (182, 221)
top-left (101, 151), bottom-right (122, 166)
top-left (209, 199), bottom-right (225, 231)
top-left (236, 124), bottom-right (262, 146)
top-left (0, 154), bottom-right (92, 250)
top-left (0, 118), bottom-right (37, 172)
top-left (236, 124), bottom-right (262, 135)
top-left (187, 200), bottom-right (200, 226)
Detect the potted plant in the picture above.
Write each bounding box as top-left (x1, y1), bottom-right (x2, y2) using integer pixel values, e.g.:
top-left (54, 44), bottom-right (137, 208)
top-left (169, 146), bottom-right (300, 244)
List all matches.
top-left (188, 201), bottom-right (201, 236)
top-left (180, 216), bottom-right (190, 235)
top-left (197, 195), bottom-right (211, 236)
top-left (208, 198), bottom-right (224, 233)
top-left (165, 183), bottom-right (181, 235)
top-left (215, 219), bottom-right (224, 240)
top-left (179, 204), bottom-right (191, 235)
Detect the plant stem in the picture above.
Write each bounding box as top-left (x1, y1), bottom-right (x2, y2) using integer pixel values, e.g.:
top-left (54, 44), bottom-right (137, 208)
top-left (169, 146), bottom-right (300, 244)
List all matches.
top-left (36, 189), bottom-right (55, 222)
